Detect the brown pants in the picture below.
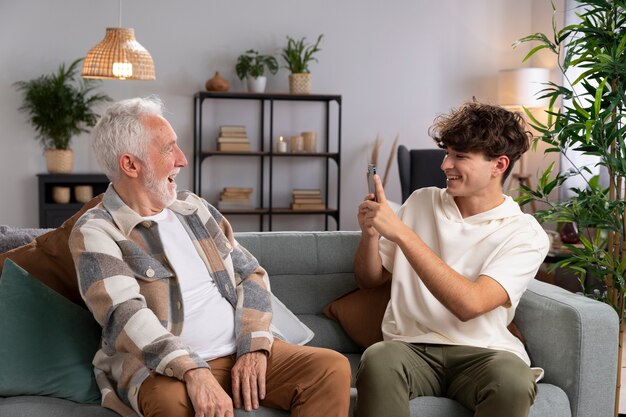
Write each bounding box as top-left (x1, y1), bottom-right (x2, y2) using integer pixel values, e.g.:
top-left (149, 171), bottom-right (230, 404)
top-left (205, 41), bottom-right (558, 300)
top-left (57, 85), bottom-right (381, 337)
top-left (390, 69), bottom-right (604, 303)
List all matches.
top-left (138, 340), bottom-right (351, 417)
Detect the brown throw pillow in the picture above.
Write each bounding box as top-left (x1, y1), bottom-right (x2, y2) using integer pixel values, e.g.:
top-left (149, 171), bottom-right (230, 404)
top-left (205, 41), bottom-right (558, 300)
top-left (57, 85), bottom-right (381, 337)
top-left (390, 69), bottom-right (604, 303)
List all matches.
top-left (0, 195), bottom-right (103, 307)
top-left (323, 280), bottom-right (392, 349)
top-left (323, 278), bottom-right (525, 349)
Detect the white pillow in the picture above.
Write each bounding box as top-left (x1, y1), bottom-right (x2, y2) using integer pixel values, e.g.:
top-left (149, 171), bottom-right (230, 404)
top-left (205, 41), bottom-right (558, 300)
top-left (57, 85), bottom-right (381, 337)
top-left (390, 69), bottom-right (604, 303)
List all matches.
top-left (270, 294), bottom-right (314, 345)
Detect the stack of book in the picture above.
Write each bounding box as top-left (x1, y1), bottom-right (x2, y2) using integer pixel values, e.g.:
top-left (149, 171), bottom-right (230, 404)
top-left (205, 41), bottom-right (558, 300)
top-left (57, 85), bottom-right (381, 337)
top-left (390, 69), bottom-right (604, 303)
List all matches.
top-left (217, 187), bottom-right (254, 210)
top-left (291, 189), bottom-right (326, 210)
top-left (217, 125), bottom-right (251, 152)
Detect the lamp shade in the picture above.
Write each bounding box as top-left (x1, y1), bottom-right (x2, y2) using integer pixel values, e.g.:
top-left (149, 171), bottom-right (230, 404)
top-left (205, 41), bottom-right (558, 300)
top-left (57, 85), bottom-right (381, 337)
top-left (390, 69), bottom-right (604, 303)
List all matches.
top-left (498, 68), bottom-right (550, 108)
top-left (82, 28), bottom-right (155, 80)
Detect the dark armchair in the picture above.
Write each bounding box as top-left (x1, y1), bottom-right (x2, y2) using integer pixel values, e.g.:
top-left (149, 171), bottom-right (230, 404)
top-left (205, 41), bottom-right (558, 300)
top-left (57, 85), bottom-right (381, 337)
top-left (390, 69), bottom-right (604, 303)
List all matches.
top-left (397, 145), bottom-right (447, 202)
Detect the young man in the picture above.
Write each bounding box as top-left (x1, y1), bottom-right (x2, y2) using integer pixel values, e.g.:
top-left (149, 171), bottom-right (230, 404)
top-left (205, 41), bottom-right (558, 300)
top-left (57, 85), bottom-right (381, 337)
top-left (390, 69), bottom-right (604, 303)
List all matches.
top-left (69, 96), bottom-right (351, 417)
top-left (354, 102), bottom-right (549, 417)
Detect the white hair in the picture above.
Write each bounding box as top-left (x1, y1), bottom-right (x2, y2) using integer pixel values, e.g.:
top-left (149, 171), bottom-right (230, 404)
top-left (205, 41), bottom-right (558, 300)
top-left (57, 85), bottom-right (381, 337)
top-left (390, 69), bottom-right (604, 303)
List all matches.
top-left (92, 95), bottom-right (164, 181)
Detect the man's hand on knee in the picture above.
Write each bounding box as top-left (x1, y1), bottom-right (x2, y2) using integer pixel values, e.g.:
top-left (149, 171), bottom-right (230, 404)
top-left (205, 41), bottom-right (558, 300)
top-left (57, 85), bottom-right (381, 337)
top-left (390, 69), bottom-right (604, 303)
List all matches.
top-left (231, 351), bottom-right (267, 411)
top-left (184, 368), bottom-right (233, 417)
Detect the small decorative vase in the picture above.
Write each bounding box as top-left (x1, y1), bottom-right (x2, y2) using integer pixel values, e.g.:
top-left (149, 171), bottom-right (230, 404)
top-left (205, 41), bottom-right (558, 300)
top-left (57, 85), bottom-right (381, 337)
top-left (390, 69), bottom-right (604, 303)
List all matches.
top-left (246, 76), bottom-right (267, 93)
top-left (74, 185), bottom-right (94, 203)
top-left (205, 71), bottom-right (229, 92)
top-left (45, 149), bottom-right (73, 173)
top-left (559, 222), bottom-right (580, 244)
top-left (52, 186), bottom-right (71, 204)
top-left (289, 73), bottom-right (312, 94)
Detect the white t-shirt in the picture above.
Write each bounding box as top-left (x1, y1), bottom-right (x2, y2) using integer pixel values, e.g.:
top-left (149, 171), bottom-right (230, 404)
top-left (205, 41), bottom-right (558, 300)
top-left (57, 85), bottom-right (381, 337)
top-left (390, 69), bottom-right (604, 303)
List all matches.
top-left (144, 209), bottom-right (237, 361)
top-left (379, 187), bottom-right (549, 365)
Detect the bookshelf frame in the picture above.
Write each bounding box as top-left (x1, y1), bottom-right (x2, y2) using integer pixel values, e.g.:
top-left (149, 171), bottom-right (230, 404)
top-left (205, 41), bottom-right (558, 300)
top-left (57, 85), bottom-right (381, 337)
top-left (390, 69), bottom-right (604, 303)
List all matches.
top-left (193, 91), bottom-right (342, 231)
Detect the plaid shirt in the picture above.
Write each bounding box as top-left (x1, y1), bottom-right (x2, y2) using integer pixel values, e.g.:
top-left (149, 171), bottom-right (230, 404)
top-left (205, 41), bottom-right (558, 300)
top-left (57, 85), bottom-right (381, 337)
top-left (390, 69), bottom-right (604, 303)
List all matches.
top-left (69, 185), bottom-right (273, 417)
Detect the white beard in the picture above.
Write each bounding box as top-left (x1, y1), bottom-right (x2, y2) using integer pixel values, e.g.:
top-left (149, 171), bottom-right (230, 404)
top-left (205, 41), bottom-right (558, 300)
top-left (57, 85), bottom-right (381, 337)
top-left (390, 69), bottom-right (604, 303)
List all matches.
top-left (143, 165), bottom-right (177, 208)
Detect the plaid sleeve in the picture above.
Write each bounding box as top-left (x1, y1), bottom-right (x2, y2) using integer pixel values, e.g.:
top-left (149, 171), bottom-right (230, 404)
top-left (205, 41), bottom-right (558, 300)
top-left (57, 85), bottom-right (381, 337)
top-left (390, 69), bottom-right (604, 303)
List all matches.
top-left (69, 213), bottom-right (208, 380)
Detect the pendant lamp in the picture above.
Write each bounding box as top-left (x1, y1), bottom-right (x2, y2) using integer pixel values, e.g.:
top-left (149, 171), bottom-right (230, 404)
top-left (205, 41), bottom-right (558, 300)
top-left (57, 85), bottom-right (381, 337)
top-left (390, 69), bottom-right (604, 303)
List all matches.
top-left (82, 0), bottom-right (155, 80)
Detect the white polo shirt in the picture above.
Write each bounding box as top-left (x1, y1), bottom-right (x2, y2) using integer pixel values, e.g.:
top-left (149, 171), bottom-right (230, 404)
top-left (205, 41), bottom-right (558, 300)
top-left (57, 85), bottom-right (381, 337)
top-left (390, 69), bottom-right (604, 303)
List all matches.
top-left (379, 187), bottom-right (549, 365)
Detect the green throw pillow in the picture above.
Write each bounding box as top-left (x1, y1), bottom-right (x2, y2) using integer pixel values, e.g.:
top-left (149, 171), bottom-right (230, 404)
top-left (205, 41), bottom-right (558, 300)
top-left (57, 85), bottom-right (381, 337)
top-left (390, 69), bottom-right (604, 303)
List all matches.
top-left (0, 259), bottom-right (101, 404)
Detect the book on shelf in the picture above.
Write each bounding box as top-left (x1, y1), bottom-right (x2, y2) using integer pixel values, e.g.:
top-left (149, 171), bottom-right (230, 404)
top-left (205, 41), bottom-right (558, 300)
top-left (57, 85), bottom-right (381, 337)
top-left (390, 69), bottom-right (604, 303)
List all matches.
top-left (223, 187), bottom-right (253, 193)
top-left (219, 125), bottom-right (247, 133)
top-left (291, 203), bottom-right (327, 210)
top-left (217, 136), bottom-right (249, 143)
top-left (292, 188), bottom-right (321, 195)
top-left (218, 143), bottom-right (252, 152)
top-left (293, 199), bottom-right (324, 205)
top-left (217, 186), bottom-right (254, 211)
top-left (220, 194), bottom-right (252, 200)
top-left (220, 196), bottom-right (251, 202)
top-left (292, 194), bottom-right (323, 199)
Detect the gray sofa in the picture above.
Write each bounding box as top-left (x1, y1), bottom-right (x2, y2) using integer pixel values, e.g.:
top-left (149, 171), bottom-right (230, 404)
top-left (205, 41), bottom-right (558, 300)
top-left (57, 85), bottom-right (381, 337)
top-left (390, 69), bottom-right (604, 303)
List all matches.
top-left (0, 228), bottom-right (619, 417)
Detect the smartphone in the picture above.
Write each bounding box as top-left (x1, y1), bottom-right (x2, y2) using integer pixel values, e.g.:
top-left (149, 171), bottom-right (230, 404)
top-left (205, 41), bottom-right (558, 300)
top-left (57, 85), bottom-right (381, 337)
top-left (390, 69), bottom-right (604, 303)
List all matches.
top-left (367, 164), bottom-right (377, 202)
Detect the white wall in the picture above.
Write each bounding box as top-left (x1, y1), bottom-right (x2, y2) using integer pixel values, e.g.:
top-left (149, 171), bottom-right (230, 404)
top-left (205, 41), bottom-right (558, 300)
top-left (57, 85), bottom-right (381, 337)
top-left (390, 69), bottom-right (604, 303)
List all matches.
top-left (0, 0), bottom-right (557, 229)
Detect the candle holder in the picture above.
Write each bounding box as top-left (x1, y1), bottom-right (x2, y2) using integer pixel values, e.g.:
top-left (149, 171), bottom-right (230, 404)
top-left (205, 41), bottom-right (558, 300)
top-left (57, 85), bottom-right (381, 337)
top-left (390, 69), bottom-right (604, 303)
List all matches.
top-left (302, 131), bottom-right (317, 152)
top-left (277, 136), bottom-right (287, 153)
top-left (290, 135), bottom-right (304, 153)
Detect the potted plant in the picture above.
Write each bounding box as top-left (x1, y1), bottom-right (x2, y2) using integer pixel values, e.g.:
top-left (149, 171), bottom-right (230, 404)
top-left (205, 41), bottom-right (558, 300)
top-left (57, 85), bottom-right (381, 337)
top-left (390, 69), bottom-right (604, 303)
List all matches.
top-left (14, 58), bottom-right (111, 173)
top-left (281, 34), bottom-right (323, 94)
top-left (235, 49), bottom-right (278, 93)
top-left (515, 0), bottom-right (625, 413)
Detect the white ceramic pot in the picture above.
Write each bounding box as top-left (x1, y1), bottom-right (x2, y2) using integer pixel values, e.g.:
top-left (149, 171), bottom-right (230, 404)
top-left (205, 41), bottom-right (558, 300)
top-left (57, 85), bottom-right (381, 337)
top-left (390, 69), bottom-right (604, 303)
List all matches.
top-left (246, 76), bottom-right (267, 93)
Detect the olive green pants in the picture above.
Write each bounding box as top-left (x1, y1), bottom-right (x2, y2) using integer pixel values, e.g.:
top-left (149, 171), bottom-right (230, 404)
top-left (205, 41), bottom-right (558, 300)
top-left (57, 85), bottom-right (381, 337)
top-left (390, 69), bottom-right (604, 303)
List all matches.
top-left (355, 341), bottom-right (536, 417)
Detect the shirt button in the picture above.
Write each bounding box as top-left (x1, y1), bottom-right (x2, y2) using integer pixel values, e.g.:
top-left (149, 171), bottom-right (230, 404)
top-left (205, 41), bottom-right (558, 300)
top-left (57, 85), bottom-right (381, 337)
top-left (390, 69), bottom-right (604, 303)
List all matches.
top-left (177, 301), bottom-right (182, 310)
top-left (142, 221), bottom-right (151, 228)
top-left (146, 268), bottom-right (155, 278)
top-left (165, 368), bottom-right (174, 377)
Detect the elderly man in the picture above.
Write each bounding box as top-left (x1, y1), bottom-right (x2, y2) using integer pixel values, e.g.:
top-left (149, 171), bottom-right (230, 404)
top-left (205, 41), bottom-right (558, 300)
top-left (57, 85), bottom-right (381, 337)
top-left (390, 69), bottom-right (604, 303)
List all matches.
top-left (354, 102), bottom-right (549, 417)
top-left (69, 96), bottom-right (351, 417)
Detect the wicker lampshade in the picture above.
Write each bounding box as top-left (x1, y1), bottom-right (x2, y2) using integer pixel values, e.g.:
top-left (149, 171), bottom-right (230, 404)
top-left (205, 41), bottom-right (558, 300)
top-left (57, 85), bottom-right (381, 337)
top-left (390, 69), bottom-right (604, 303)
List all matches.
top-left (82, 27), bottom-right (155, 80)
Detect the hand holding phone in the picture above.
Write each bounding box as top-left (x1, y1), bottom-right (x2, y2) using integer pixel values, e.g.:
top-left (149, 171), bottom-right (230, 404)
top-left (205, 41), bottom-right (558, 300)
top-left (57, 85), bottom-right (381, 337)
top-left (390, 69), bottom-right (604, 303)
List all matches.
top-left (367, 164), bottom-right (377, 202)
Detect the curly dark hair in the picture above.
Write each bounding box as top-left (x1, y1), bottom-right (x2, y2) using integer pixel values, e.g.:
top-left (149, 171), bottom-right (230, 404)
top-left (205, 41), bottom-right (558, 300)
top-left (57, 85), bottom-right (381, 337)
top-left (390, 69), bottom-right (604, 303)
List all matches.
top-left (428, 101), bottom-right (532, 182)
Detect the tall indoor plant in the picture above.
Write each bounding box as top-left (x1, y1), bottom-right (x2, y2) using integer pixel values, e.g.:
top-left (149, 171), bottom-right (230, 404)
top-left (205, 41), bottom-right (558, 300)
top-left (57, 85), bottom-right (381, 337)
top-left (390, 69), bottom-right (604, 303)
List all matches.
top-left (281, 34), bottom-right (323, 94)
top-left (14, 58), bottom-right (111, 173)
top-left (235, 49), bottom-right (278, 93)
top-left (516, 1), bottom-right (625, 414)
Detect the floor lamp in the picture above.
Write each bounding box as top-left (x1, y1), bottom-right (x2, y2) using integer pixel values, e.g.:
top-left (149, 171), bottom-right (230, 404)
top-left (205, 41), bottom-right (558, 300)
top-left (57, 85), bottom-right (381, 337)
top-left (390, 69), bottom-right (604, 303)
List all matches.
top-left (498, 67), bottom-right (551, 213)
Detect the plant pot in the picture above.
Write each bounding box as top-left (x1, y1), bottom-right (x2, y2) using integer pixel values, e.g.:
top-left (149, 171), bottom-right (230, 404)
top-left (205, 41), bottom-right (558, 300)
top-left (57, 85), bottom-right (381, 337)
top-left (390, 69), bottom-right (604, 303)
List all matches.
top-left (289, 73), bottom-right (312, 94)
top-left (246, 76), bottom-right (267, 93)
top-left (45, 149), bottom-right (73, 173)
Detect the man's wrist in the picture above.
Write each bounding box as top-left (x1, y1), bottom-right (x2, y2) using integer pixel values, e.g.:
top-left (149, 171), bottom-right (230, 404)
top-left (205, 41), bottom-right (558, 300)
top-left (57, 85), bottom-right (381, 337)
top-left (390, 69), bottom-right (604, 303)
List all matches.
top-left (183, 367), bottom-right (209, 383)
top-left (395, 224), bottom-right (416, 250)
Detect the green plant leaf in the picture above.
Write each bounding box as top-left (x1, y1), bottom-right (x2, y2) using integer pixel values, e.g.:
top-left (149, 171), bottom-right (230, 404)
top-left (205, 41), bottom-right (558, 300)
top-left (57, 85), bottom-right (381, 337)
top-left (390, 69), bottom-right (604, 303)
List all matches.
top-left (14, 58), bottom-right (111, 150)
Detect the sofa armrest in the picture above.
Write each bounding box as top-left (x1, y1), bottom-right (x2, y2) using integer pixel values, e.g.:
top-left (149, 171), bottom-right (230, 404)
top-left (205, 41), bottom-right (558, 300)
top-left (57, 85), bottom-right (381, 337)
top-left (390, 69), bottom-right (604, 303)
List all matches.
top-left (515, 279), bottom-right (619, 417)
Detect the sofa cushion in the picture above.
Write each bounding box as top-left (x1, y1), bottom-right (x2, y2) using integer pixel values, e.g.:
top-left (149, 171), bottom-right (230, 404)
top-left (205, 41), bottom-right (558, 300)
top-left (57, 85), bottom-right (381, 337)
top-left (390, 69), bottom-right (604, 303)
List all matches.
top-left (0, 195), bottom-right (102, 306)
top-left (0, 259), bottom-right (101, 404)
top-left (0, 226), bottom-right (49, 253)
top-left (0, 396), bottom-right (118, 417)
top-left (323, 280), bottom-right (526, 350)
top-left (323, 281), bottom-right (391, 349)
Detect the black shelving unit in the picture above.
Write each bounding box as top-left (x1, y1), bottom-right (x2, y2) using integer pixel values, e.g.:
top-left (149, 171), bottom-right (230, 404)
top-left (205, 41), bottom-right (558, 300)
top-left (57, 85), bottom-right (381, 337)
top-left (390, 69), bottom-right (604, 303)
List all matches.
top-left (37, 173), bottom-right (109, 228)
top-left (193, 91), bottom-right (342, 231)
